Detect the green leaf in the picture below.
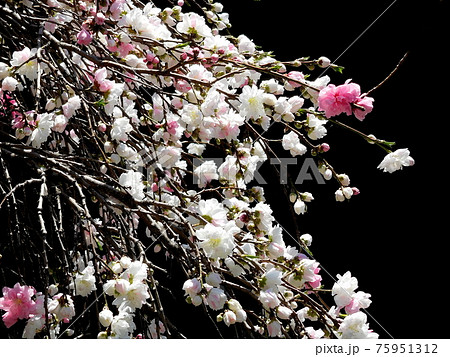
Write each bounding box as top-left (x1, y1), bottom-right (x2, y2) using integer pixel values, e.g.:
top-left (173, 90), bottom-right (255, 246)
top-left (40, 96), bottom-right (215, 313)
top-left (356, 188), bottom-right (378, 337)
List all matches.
top-left (302, 246), bottom-right (314, 258)
top-left (95, 98), bottom-right (106, 108)
top-left (331, 65), bottom-right (345, 74)
top-left (242, 254), bottom-right (259, 259)
top-left (175, 42), bottom-right (190, 48)
top-left (381, 140), bottom-right (396, 148)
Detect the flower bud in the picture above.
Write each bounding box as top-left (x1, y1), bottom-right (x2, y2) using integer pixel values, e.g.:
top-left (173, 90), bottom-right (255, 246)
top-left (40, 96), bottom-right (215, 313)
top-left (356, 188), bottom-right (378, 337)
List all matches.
top-left (99, 308), bottom-right (114, 327)
top-left (227, 299), bottom-right (243, 312)
top-left (48, 284), bottom-right (58, 296)
top-left (182, 278), bottom-right (202, 296)
top-left (97, 331), bottom-right (108, 339)
top-left (1, 76), bottom-right (18, 91)
top-left (191, 294), bottom-right (203, 306)
top-left (223, 310), bottom-right (237, 326)
top-left (337, 174), bottom-right (350, 186)
top-left (119, 256), bottom-right (132, 269)
top-left (367, 134), bottom-right (377, 144)
top-left (300, 233), bottom-right (312, 246)
top-left (212, 2), bottom-right (224, 12)
top-left (104, 141), bottom-right (114, 153)
top-left (235, 309), bottom-right (247, 322)
top-left (110, 261), bottom-right (123, 274)
top-left (318, 56), bottom-right (331, 68)
top-left (97, 122), bottom-right (107, 132)
top-left (205, 272), bottom-right (222, 287)
top-left (300, 192), bottom-right (314, 202)
top-left (154, 244), bottom-right (162, 253)
top-left (110, 154), bottom-right (121, 164)
top-left (289, 192), bottom-right (297, 203)
top-left (335, 189), bottom-right (345, 202)
top-left (294, 199), bottom-right (306, 215)
top-left (319, 143), bottom-right (330, 152)
top-left (277, 305), bottom-right (293, 320)
top-left (342, 186), bottom-right (353, 199)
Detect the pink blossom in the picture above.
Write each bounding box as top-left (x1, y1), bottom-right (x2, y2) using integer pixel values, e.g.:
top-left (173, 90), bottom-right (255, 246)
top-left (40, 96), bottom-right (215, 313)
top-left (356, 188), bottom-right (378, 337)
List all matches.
top-left (353, 95), bottom-right (374, 121)
top-left (182, 278), bottom-right (202, 296)
top-left (95, 13), bottom-right (106, 25)
top-left (117, 42), bottom-right (134, 58)
top-left (10, 47), bottom-right (33, 67)
top-left (77, 28), bottom-right (93, 46)
top-left (166, 120), bottom-right (179, 135)
top-left (106, 37), bottom-right (118, 53)
top-left (110, 0), bottom-right (126, 20)
top-left (318, 82), bottom-right (358, 117)
top-left (11, 113), bottom-right (25, 129)
top-left (94, 68), bottom-right (115, 92)
top-left (344, 291), bottom-right (372, 314)
top-left (318, 81), bottom-right (374, 120)
top-left (0, 283), bottom-right (40, 328)
top-left (175, 79), bottom-right (192, 93)
top-left (206, 287), bottom-right (227, 310)
top-left (286, 71), bottom-right (305, 88)
top-left (307, 266), bottom-right (322, 289)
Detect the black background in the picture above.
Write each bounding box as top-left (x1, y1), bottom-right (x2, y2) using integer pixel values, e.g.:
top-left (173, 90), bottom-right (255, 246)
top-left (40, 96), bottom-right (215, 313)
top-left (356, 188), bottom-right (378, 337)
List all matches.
top-left (220, 0), bottom-right (448, 338)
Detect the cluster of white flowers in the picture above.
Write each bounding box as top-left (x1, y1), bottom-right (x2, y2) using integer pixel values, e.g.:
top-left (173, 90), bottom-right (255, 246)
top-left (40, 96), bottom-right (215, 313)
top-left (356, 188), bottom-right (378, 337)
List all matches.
top-left (100, 258), bottom-right (150, 338)
top-left (22, 285), bottom-right (76, 339)
top-left (331, 272), bottom-right (377, 339)
top-left (72, 262), bottom-right (97, 297)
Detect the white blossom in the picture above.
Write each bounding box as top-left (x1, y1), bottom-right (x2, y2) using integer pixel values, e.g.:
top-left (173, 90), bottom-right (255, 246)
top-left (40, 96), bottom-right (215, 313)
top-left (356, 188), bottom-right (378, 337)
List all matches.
top-left (332, 271), bottom-right (358, 307)
top-left (30, 113), bottom-right (54, 148)
top-left (196, 222), bottom-right (238, 259)
top-left (182, 278), bottom-right (202, 297)
top-left (73, 263), bottom-right (97, 297)
top-left (62, 95), bottom-right (81, 119)
top-left (196, 198), bottom-right (228, 227)
top-left (205, 272), bottom-right (222, 287)
top-left (338, 312), bottom-right (379, 339)
top-left (119, 170), bottom-right (145, 201)
top-left (110, 307), bottom-right (136, 339)
top-left (239, 85), bottom-right (266, 120)
top-left (111, 117), bottom-right (133, 142)
top-left (378, 148), bottom-right (414, 173)
top-left (48, 293), bottom-right (76, 322)
top-left (1, 76), bottom-right (18, 91)
top-left (10, 47), bottom-right (40, 80)
top-left (261, 267), bottom-right (283, 291)
top-left (194, 160), bottom-right (218, 188)
top-left (0, 62), bottom-right (9, 79)
top-left (259, 288), bottom-right (280, 309)
top-left (237, 34), bottom-right (256, 54)
top-left (282, 131), bottom-right (307, 156)
top-left (176, 12), bottom-right (212, 38)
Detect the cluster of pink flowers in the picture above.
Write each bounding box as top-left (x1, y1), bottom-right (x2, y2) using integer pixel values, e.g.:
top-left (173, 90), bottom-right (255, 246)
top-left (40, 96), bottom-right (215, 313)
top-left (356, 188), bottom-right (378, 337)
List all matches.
top-left (1, 93), bottom-right (23, 129)
top-left (318, 80), bottom-right (374, 120)
top-left (0, 283), bottom-right (43, 328)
